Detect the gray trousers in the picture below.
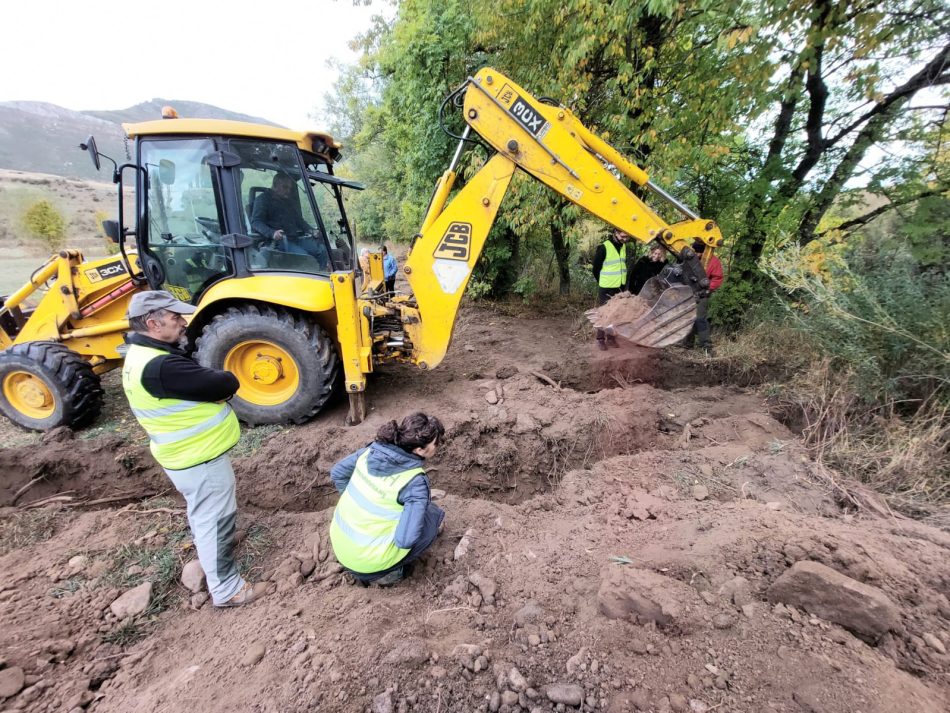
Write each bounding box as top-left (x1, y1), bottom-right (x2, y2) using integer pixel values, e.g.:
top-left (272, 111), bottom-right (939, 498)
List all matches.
top-left (165, 454), bottom-right (245, 605)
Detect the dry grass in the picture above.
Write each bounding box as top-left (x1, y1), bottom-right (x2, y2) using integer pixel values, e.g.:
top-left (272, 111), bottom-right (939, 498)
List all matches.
top-left (0, 506), bottom-right (71, 554)
top-left (782, 360), bottom-right (950, 518)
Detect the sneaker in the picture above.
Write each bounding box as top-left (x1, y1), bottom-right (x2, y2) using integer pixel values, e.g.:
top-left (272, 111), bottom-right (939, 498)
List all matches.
top-left (214, 581), bottom-right (269, 608)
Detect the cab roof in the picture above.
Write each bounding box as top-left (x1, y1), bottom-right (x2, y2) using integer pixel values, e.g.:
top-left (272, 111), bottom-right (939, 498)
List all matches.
top-left (122, 119), bottom-right (341, 162)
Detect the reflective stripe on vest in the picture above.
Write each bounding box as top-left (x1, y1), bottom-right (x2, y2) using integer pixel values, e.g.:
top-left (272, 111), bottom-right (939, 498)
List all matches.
top-left (121, 343), bottom-right (240, 470)
top-left (598, 240), bottom-right (628, 288)
top-left (329, 450), bottom-right (424, 574)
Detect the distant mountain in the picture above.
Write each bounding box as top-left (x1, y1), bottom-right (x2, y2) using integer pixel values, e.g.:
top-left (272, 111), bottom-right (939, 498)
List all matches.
top-left (0, 100), bottom-right (279, 181)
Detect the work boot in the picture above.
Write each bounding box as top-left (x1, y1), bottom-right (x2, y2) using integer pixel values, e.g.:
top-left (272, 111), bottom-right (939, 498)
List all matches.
top-left (214, 581), bottom-right (269, 608)
top-left (595, 339), bottom-right (607, 351)
top-left (371, 567), bottom-right (405, 587)
top-left (606, 334), bottom-right (619, 348)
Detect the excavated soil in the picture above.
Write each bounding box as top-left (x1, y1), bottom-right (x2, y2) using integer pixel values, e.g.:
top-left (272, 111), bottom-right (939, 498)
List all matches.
top-left (1, 303), bottom-right (948, 713)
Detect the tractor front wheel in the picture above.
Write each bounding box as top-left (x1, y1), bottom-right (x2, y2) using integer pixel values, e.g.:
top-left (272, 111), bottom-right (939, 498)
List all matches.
top-left (195, 304), bottom-right (339, 426)
top-left (0, 342), bottom-right (103, 431)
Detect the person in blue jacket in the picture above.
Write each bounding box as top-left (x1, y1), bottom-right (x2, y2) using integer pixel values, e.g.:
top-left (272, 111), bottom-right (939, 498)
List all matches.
top-left (381, 244), bottom-right (398, 293)
top-left (329, 412), bottom-right (445, 586)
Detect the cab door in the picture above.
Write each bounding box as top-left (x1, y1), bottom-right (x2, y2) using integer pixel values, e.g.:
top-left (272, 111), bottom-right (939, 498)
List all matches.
top-left (137, 138), bottom-right (232, 302)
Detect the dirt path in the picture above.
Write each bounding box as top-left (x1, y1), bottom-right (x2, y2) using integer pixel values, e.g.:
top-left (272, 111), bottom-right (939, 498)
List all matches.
top-left (0, 303), bottom-right (948, 713)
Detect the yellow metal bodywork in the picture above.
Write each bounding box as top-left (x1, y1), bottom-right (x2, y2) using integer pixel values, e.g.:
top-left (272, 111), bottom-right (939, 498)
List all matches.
top-left (123, 119), bottom-right (340, 159)
top-left (373, 67), bottom-right (724, 374)
top-left (2, 251), bottom-right (140, 369)
top-left (195, 274), bottom-right (336, 317)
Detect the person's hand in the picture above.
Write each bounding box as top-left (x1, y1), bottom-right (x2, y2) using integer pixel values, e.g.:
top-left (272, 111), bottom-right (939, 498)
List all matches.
top-left (273, 229), bottom-right (285, 242)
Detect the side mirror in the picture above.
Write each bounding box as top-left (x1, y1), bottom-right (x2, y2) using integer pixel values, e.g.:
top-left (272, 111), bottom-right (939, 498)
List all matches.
top-left (159, 159), bottom-right (175, 184)
top-left (80, 135), bottom-right (101, 171)
top-left (102, 219), bottom-right (121, 243)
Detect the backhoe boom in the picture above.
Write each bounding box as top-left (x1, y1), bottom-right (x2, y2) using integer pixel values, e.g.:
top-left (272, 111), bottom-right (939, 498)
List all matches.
top-left (376, 68), bottom-right (723, 371)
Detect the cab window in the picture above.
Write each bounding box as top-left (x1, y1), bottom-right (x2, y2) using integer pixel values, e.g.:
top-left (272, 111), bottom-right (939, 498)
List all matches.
top-left (140, 138), bottom-right (230, 300)
top-left (231, 140), bottom-right (332, 275)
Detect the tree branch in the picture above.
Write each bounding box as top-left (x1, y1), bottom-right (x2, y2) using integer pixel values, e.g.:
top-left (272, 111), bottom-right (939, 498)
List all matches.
top-left (815, 188), bottom-right (945, 235)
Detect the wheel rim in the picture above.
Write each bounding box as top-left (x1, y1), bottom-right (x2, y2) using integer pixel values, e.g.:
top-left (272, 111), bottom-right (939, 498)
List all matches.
top-left (2, 371), bottom-right (56, 420)
top-left (224, 340), bottom-right (300, 406)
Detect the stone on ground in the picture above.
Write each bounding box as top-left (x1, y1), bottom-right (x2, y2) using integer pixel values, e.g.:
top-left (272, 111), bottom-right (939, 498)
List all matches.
top-left (597, 566), bottom-right (695, 627)
top-left (241, 642), bottom-right (266, 666)
top-left (766, 560), bottom-right (899, 642)
top-left (181, 559), bottom-right (205, 593)
top-left (110, 582), bottom-right (153, 619)
top-left (0, 666), bottom-right (25, 699)
top-left (544, 683), bottom-right (584, 707)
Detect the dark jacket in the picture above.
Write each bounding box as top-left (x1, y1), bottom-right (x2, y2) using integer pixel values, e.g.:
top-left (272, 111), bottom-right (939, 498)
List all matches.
top-left (125, 333), bottom-right (239, 402)
top-left (628, 256), bottom-right (667, 294)
top-left (250, 190), bottom-right (310, 238)
top-left (330, 441), bottom-right (436, 550)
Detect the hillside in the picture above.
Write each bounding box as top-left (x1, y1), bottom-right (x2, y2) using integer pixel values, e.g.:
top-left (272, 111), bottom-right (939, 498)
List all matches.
top-left (0, 100), bottom-right (279, 181)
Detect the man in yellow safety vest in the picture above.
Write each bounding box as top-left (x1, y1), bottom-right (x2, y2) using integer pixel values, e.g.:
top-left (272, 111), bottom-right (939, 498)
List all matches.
top-left (121, 290), bottom-right (268, 608)
top-left (591, 228), bottom-right (632, 349)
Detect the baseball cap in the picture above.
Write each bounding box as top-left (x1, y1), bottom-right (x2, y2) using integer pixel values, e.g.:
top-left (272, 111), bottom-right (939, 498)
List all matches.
top-left (126, 290), bottom-right (196, 319)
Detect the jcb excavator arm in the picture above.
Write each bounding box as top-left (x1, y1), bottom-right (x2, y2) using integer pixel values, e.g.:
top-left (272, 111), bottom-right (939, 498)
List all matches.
top-left (366, 67), bottom-right (723, 375)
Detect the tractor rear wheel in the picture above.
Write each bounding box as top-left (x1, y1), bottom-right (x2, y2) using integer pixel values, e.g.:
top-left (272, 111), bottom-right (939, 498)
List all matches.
top-left (195, 304), bottom-right (339, 426)
top-left (0, 342), bottom-right (103, 431)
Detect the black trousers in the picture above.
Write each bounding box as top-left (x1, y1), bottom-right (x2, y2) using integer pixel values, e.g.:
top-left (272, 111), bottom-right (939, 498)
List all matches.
top-left (385, 277), bottom-right (396, 293)
top-left (596, 286), bottom-right (622, 341)
top-left (684, 296), bottom-right (712, 348)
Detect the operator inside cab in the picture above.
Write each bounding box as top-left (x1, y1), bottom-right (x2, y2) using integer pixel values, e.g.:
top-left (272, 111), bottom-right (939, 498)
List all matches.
top-left (250, 172), bottom-right (330, 268)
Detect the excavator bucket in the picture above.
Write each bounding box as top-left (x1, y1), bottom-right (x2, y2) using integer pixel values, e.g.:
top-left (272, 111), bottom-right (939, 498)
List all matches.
top-left (585, 278), bottom-right (697, 348)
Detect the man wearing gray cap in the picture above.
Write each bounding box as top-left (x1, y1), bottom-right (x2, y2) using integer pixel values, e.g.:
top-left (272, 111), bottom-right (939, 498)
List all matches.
top-left (121, 290), bottom-right (268, 608)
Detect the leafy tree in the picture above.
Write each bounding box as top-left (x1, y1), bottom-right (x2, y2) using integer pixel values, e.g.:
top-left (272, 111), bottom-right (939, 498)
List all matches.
top-left (22, 200), bottom-right (66, 250)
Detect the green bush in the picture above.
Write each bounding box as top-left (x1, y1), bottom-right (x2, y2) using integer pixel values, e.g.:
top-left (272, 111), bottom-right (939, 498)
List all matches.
top-left (766, 240), bottom-right (949, 409)
top-left (22, 200), bottom-right (67, 250)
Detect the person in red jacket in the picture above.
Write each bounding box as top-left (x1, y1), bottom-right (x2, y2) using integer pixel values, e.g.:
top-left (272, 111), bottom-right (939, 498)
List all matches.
top-left (686, 240), bottom-right (724, 354)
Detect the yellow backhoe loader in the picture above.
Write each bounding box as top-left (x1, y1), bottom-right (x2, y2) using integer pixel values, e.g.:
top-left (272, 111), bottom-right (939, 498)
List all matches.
top-left (0, 68), bottom-right (722, 432)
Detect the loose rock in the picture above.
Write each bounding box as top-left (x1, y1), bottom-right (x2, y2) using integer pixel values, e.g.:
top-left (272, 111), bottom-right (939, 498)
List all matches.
top-left (110, 582), bottom-right (152, 619)
top-left (241, 642), bottom-right (266, 666)
top-left (469, 573), bottom-right (497, 604)
top-left (692, 484), bottom-right (709, 501)
top-left (597, 566), bottom-right (694, 627)
top-left (544, 683), bottom-right (584, 707)
top-left (373, 691), bottom-right (393, 713)
top-left (767, 561), bottom-right (900, 642)
top-left (0, 666), bottom-right (25, 699)
top-left (922, 633), bottom-right (946, 655)
top-left (454, 528), bottom-right (476, 560)
top-left (181, 560), bottom-right (205, 593)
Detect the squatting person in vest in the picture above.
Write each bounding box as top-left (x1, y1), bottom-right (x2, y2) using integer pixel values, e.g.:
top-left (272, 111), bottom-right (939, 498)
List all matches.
top-left (591, 228), bottom-right (632, 350)
top-left (121, 290), bottom-right (268, 608)
top-left (329, 412), bottom-right (446, 586)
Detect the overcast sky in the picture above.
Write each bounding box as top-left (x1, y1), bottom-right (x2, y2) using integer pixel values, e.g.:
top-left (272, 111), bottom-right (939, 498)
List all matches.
top-left (1, 0), bottom-right (394, 130)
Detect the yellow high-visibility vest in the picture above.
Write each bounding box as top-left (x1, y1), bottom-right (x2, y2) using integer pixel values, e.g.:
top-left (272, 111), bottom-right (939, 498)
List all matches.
top-left (330, 450), bottom-right (423, 573)
top-left (122, 344), bottom-right (240, 470)
top-left (598, 240), bottom-right (628, 288)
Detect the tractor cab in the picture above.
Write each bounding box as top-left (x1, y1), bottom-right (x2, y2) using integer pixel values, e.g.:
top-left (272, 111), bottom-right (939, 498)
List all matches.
top-left (90, 116), bottom-right (362, 304)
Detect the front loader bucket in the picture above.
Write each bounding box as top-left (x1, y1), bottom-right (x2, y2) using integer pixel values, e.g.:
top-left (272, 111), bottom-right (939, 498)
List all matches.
top-left (585, 279), bottom-right (697, 348)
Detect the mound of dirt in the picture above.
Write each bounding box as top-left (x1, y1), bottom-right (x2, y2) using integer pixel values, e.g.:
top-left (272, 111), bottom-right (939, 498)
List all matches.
top-left (1, 302), bottom-right (948, 713)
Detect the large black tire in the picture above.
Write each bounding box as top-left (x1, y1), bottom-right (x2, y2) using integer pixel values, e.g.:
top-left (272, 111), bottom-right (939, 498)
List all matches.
top-left (195, 304), bottom-right (339, 426)
top-left (0, 342), bottom-right (103, 431)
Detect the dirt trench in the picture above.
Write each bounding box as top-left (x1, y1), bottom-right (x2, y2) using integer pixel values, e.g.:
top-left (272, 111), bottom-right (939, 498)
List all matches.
top-left (1, 305), bottom-right (949, 713)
